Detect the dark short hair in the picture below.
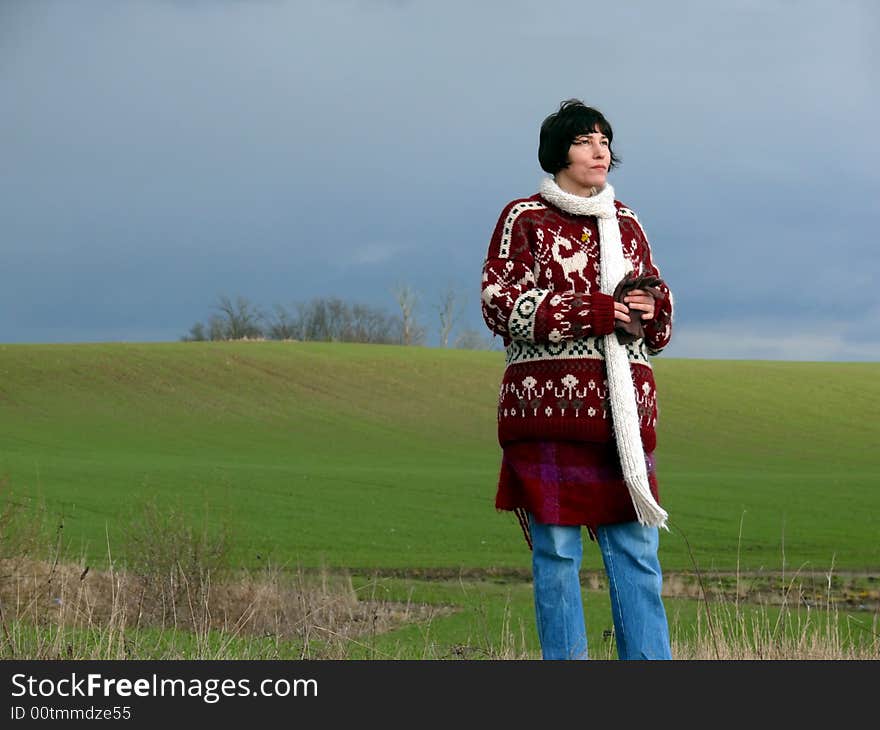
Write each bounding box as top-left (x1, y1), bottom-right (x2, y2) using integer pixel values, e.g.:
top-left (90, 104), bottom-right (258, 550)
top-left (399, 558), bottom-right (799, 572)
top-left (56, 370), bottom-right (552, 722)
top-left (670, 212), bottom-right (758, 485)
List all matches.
top-left (538, 99), bottom-right (621, 174)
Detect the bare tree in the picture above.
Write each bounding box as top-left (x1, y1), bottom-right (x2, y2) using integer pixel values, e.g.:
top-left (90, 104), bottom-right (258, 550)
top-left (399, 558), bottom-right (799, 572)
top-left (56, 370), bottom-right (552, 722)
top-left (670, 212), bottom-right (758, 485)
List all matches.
top-left (392, 283), bottom-right (425, 346)
top-left (213, 294), bottom-right (265, 340)
top-left (208, 314), bottom-right (227, 341)
top-left (436, 285), bottom-right (463, 348)
top-left (181, 321), bottom-right (207, 342)
top-left (349, 303), bottom-right (400, 344)
top-left (454, 328), bottom-right (500, 351)
top-left (264, 303), bottom-right (300, 340)
top-left (185, 294), bottom-right (413, 345)
top-left (262, 298), bottom-right (403, 344)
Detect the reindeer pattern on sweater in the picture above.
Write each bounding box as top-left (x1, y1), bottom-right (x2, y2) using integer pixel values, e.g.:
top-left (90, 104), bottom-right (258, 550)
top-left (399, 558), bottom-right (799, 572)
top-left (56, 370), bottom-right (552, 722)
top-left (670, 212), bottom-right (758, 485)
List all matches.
top-left (481, 194), bottom-right (674, 452)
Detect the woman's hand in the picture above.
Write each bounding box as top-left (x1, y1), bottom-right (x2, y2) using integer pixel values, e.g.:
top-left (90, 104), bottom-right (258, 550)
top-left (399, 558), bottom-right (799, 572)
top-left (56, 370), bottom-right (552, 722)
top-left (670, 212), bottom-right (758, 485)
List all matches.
top-left (613, 301), bottom-right (632, 323)
top-left (622, 289), bottom-right (656, 321)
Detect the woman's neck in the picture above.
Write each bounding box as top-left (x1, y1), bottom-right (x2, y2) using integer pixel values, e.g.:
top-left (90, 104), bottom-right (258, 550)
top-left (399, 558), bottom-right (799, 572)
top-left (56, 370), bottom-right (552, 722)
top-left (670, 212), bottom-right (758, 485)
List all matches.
top-left (553, 175), bottom-right (603, 198)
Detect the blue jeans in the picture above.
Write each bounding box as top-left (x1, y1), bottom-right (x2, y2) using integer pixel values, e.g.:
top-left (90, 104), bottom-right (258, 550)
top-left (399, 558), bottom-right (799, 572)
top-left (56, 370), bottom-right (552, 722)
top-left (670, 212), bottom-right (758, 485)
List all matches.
top-left (528, 513), bottom-right (672, 660)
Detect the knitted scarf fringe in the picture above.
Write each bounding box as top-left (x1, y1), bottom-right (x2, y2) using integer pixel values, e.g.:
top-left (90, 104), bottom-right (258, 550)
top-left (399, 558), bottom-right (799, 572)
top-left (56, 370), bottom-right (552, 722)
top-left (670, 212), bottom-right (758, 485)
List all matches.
top-left (538, 177), bottom-right (669, 530)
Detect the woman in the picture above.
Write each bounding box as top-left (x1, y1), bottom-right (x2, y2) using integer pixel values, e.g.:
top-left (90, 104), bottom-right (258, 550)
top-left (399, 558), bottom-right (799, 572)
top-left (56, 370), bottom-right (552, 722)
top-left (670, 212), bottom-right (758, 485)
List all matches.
top-left (480, 99), bottom-right (675, 660)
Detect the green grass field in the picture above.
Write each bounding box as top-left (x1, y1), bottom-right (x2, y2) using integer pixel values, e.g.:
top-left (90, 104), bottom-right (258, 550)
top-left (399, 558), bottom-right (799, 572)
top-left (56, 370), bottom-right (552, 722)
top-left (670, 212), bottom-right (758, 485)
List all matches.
top-left (1, 340), bottom-right (877, 575)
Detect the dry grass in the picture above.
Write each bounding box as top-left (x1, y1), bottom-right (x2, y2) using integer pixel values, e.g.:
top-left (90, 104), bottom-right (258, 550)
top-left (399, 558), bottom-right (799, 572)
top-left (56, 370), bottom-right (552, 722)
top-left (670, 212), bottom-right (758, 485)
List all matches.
top-left (1, 478), bottom-right (877, 659)
top-left (666, 515), bottom-right (880, 660)
top-left (0, 555), bottom-right (450, 660)
top-left (0, 481), bottom-right (450, 659)
top-left (669, 583), bottom-right (880, 660)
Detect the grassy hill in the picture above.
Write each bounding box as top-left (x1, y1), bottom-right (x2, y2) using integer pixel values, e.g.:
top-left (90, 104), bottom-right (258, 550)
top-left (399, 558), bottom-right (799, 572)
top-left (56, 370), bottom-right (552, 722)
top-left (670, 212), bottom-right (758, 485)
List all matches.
top-left (1, 340), bottom-right (877, 573)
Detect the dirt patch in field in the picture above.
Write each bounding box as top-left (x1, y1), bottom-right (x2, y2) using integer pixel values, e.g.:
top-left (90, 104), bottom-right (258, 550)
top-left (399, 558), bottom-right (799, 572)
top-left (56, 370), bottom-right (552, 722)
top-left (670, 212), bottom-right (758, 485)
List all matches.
top-left (349, 567), bottom-right (880, 612)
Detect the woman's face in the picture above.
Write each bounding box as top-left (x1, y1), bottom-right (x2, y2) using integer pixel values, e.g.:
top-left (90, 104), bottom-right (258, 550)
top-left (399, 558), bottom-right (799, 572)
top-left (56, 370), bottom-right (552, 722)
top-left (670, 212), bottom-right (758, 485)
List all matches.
top-left (555, 128), bottom-right (611, 194)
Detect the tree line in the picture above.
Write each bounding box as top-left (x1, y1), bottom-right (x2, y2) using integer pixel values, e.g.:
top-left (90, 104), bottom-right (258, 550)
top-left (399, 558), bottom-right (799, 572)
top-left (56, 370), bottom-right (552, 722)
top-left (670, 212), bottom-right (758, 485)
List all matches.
top-left (181, 286), bottom-right (499, 350)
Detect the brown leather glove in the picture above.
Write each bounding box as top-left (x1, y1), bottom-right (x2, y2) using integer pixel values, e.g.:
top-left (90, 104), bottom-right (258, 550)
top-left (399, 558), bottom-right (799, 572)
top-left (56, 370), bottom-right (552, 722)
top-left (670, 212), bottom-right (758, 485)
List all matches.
top-left (612, 273), bottom-right (664, 345)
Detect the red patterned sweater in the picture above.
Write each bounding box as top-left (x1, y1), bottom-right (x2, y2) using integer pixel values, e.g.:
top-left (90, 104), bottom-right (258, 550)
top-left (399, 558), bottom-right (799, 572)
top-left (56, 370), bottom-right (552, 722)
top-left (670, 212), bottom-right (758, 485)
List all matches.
top-left (480, 193), bottom-right (674, 454)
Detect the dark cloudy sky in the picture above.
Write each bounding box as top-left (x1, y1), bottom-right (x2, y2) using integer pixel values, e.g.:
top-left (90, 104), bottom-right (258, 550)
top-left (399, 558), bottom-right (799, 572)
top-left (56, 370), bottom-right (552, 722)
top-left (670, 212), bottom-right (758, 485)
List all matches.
top-left (2, 0), bottom-right (878, 359)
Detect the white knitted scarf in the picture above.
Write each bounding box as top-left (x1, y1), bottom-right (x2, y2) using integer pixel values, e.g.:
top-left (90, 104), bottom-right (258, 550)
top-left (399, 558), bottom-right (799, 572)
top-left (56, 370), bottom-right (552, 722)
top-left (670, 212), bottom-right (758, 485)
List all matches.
top-left (538, 176), bottom-right (669, 530)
